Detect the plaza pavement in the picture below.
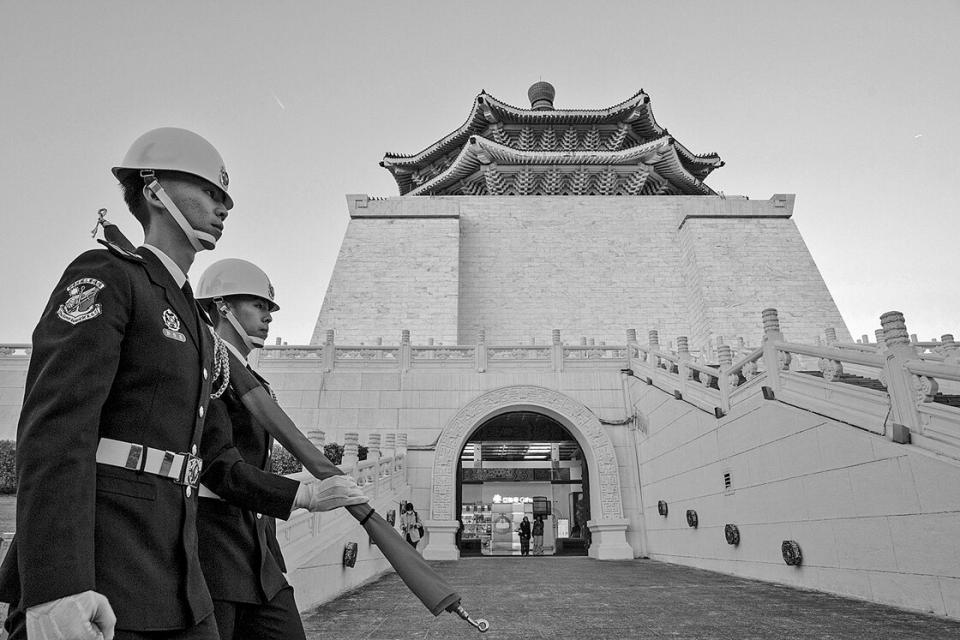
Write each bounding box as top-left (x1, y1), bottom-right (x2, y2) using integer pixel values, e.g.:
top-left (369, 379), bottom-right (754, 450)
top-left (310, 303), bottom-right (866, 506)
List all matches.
top-left (301, 557), bottom-right (960, 639)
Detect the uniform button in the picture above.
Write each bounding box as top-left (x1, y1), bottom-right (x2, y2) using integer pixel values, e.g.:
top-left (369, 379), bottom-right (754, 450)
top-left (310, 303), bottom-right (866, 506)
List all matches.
top-left (203, 368), bottom-right (208, 380)
top-left (185, 486), bottom-right (193, 498)
top-left (191, 444), bottom-right (198, 455)
top-left (256, 513), bottom-right (263, 520)
top-left (198, 406), bottom-right (204, 417)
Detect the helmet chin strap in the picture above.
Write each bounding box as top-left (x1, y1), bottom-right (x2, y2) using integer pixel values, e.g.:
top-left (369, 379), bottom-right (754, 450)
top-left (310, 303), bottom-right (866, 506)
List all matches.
top-left (216, 299), bottom-right (263, 352)
top-left (142, 171), bottom-right (217, 251)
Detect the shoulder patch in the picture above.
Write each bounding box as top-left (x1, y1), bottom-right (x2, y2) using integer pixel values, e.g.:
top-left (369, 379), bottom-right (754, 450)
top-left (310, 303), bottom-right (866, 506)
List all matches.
top-left (97, 239), bottom-right (143, 262)
top-left (57, 278), bottom-right (105, 325)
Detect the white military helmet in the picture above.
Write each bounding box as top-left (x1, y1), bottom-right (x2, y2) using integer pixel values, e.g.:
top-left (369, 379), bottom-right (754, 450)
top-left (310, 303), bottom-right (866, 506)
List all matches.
top-left (112, 127), bottom-right (233, 209)
top-left (113, 128), bottom-right (231, 253)
top-left (196, 259), bottom-right (279, 311)
top-left (197, 259), bottom-right (278, 351)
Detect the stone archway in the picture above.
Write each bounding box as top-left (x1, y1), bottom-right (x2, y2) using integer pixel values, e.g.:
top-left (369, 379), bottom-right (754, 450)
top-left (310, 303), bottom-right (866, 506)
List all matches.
top-left (423, 385), bottom-right (634, 560)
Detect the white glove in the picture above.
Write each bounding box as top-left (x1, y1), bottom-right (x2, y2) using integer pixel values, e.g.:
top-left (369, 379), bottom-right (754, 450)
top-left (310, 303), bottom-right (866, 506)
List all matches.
top-left (293, 475), bottom-right (369, 512)
top-left (26, 590), bottom-right (116, 640)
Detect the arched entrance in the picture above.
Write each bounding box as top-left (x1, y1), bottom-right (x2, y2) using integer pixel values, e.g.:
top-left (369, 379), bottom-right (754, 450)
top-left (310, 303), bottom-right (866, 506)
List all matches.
top-left (422, 385), bottom-right (634, 561)
top-left (458, 411), bottom-right (589, 557)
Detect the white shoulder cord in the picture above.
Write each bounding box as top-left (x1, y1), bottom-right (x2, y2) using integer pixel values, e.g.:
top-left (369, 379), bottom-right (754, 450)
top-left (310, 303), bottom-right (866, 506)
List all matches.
top-left (208, 326), bottom-right (231, 400)
top-left (206, 324), bottom-right (277, 403)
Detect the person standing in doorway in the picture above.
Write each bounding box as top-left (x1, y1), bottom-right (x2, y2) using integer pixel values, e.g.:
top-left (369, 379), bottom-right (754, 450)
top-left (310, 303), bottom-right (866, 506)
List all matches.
top-left (518, 516), bottom-right (532, 556)
top-left (532, 515), bottom-right (545, 556)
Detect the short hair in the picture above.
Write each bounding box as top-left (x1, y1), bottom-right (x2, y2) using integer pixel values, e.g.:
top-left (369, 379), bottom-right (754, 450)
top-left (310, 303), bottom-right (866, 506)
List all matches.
top-left (117, 171), bottom-right (150, 228)
top-left (198, 298), bottom-right (220, 326)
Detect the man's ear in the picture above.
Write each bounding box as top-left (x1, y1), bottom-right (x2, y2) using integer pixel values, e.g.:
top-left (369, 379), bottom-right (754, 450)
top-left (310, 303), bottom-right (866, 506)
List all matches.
top-left (141, 183), bottom-right (165, 211)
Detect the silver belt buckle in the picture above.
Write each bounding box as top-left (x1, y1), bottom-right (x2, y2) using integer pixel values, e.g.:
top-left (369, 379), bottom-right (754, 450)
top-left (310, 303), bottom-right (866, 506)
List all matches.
top-left (176, 453), bottom-right (203, 488)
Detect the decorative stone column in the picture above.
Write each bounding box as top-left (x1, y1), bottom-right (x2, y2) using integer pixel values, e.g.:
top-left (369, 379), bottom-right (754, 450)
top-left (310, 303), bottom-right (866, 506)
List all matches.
top-left (307, 429), bottom-right (325, 449)
top-left (677, 336), bottom-right (693, 381)
top-left (942, 334), bottom-right (960, 364)
top-left (626, 329), bottom-right (637, 343)
top-left (719, 344), bottom-right (738, 390)
top-left (761, 308), bottom-right (787, 392)
top-left (367, 433), bottom-right (381, 461)
top-left (382, 433), bottom-right (396, 459)
top-left (881, 311), bottom-right (923, 439)
top-left (875, 329), bottom-right (887, 353)
top-left (342, 432), bottom-right (359, 470)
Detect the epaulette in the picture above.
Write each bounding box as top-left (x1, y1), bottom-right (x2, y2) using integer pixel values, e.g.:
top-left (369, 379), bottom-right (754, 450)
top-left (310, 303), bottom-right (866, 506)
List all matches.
top-left (98, 239), bottom-right (144, 262)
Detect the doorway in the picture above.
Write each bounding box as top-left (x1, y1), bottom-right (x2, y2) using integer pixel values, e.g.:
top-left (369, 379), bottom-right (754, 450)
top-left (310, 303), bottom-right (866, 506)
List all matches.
top-left (456, 411), bottom-right (590, 556)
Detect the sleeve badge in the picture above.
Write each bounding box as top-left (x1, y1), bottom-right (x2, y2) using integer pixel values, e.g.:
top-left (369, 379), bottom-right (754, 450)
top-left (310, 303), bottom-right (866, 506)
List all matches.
top-left (57, 278), bottom-right (105, 325)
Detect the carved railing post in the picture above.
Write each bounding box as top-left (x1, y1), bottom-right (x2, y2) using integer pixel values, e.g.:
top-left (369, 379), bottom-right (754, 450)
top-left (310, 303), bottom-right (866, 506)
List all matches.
top-left (761, 308), bottom-right (787, 393)
top-left (673, 335), bottom-right (689, 398)
top-left (367, 433), bottom-right (381, 462)
top-left (322, 329), bottom-right (335, 372)
top-left (342, 432), bottom-right (359, 471)
top-left (396, 433), bottom-right (408, 478)
top-left (881, 311), bottom-right (923, 439)
top-left (818, 327), bottom-right (844, 381)
top-left (476, 329), bottom-right (487, 373)
top-left (307, 429), bottom-right (325, 449)
top-left (626, 329), bottom-right (637, 369)
top-left (400, 329), bottom-right (411, 372)
top-left (551, 329), bottom-right (563, 372)
top-left (676, 337), bottom-right (692, 396)
top-left (718, 344), bottom-right (734, 413)
top-left (874, 329), bottom-right (887, 354)
top-left (367, 433), bottom-right (383, 485)
top-left (649, 330), bottom-right (660, 369)
top-left (942, 334), bottom-right (960, 364)
top-left (382, 433), bottom-right (396, 458)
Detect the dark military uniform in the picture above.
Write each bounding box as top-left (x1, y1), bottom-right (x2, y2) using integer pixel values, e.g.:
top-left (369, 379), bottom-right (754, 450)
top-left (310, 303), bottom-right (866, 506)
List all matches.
top-left (198, 360), bottom-right (304, 639)
top-left (0, 243), bottom-right (216, 636)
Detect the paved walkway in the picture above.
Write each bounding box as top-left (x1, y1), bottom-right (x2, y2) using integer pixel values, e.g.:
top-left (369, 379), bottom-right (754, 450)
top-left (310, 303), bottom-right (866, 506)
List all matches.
top-left (302, 557), bottom-right (960, 639)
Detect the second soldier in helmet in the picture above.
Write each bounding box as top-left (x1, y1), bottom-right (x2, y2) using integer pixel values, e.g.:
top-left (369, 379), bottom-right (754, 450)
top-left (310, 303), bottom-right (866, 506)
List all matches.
top-left (195, 259), bottom-right (366, 640)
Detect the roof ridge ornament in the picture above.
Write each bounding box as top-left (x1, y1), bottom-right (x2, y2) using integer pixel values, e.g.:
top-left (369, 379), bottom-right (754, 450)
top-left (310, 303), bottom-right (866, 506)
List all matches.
top-left (528, 81), bottom-right (555, 110)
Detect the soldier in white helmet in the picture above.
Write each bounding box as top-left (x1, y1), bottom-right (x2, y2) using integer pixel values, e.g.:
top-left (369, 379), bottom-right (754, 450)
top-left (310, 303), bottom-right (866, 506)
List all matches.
top-left (194, 259), bottom-right (366, 639)
top-left (0, 128), bottom-right (233, 639)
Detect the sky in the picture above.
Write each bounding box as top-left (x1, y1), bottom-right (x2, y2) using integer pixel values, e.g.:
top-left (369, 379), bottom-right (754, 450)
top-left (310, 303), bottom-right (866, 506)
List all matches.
top-left (1, 0), bottom-right (958, 345)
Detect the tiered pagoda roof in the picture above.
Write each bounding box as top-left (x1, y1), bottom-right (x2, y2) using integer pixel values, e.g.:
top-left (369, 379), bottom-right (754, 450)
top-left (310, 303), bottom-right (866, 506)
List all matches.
top-left (381, 82), bottom-right (724, 197)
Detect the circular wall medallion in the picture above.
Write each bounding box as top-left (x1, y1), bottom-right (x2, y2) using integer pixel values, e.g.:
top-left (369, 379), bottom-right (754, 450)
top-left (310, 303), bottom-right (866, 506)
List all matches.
top-left (781, 540), bottom-right (803, 566)
top-left (724, 523), bottom-right (740, 546)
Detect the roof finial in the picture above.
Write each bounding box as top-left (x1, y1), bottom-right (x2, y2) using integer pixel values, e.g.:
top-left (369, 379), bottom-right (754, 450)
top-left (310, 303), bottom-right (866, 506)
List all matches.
top-left (528, 80), bottom-right (556, 110)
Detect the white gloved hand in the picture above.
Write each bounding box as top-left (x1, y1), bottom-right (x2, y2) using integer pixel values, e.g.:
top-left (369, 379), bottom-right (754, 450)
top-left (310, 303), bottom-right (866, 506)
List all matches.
top-left (293, 475), bottom-right (369, 512)
top-left (26, 590), bottom-right (116, 640)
